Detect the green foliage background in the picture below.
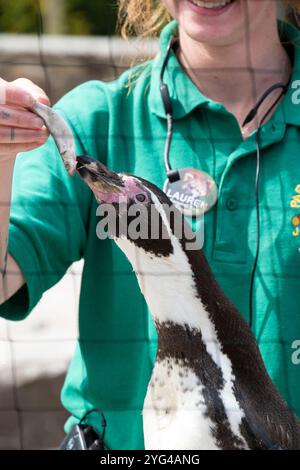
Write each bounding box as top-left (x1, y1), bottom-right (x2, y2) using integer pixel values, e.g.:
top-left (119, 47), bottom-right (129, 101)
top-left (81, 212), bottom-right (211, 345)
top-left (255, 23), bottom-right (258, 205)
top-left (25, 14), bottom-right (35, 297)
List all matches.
top-left (0, 0), bottom-right (119, 35)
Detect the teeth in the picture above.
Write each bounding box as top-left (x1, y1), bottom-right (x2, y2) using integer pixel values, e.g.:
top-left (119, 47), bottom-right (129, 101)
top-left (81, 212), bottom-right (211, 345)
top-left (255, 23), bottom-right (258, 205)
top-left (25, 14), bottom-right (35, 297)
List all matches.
top-left (190, 0), bottom-right (233, 8)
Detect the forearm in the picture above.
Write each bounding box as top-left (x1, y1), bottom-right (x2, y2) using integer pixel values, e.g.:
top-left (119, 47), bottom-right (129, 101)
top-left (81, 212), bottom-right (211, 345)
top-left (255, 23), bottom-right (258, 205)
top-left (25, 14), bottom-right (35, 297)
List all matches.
top-left (0, 77), bottom-right (50, 306)
top-left (0, 156), bottom-right (25, 304)
top-left (0, 156), bottom-right (15, 276)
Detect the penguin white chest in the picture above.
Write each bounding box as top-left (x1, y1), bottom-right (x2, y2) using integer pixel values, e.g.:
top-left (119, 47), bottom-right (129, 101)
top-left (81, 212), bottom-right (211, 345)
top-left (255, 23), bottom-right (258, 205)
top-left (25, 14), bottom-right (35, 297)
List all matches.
top-left (142, 358), bottom-right (219, 450)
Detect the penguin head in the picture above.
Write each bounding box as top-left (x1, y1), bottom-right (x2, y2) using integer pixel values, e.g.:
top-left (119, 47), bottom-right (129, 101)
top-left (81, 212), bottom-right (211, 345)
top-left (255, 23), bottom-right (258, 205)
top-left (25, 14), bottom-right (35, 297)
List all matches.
top-left (76, 155), bottom-right (196, 260)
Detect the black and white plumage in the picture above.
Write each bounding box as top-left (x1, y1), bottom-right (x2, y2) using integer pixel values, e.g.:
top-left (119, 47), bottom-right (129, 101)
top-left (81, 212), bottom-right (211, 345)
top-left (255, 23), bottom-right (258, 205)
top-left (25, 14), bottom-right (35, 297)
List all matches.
top-left (76, 154), bottom-right (300, 450)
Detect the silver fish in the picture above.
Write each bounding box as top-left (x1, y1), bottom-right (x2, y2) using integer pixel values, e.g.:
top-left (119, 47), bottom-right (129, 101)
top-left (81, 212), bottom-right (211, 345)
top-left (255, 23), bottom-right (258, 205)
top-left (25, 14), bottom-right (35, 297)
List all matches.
top-left (30, 101), bottom-right (77, 176)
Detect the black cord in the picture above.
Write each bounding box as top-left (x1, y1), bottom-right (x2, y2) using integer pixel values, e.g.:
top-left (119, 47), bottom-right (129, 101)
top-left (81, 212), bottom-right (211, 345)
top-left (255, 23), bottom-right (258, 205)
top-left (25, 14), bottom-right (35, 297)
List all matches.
top-left (248, 86), bottom-right (287, 330)
top-left (242, 83), bottom-right (289, 127)
top-left (160, 37), bottom-right (181, 183)
top-left (249, 129), bottom-right (262, 330)
top-left (79, 407), bottom-right (110, 450)
top-left (79, 407), bottom-right (107, 444)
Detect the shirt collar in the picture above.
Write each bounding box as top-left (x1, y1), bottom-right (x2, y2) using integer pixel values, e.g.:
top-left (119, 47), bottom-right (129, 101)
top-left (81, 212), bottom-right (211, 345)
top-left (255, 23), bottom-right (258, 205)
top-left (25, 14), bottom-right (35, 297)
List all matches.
top-left (149, 18), bottom-right (300, 126)
top-left (149, 19), bottom-right (210, 120)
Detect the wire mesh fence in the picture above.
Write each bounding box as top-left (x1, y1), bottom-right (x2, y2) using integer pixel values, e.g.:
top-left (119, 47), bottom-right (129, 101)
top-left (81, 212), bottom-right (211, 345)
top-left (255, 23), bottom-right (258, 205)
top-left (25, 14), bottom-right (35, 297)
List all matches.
top-left (1, 0), bottom-right (300, 452)
top-left (0, 261), bottom-right (81, 449)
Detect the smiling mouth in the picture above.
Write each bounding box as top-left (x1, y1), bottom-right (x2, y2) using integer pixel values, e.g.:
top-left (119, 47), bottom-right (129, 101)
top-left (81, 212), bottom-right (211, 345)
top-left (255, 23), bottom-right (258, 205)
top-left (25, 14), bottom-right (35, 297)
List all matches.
top-left (188, 0), bottom-right (235, 10)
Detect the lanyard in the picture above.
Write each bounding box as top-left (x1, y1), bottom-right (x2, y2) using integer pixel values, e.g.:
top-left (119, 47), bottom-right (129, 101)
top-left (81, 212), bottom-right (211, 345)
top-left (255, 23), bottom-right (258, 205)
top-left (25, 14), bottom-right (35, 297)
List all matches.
top-left (159, 35), bottom-right (288, 219)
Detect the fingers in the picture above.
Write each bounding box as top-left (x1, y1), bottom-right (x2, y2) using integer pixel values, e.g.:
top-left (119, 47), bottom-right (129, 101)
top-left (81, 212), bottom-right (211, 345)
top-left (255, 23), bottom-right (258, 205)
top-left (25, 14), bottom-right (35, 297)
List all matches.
top-left (0, 78), bottom-right (51, 161)
top-left (0, 126), bottom-right (49, 143)
top-left (0, 77), bottom-right (50, 108)
top-left (12, 78), bottom-right (50, 106)
top-left (0, 105), bottom-right (45, 129)
top-left (0, 79), bottom-right (35, 107)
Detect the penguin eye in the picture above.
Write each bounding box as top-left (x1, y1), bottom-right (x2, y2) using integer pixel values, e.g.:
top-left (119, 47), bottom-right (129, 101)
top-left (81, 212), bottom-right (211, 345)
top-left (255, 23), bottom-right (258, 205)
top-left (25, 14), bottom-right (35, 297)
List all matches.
top-left (134, 193), bottom-right (147, 203)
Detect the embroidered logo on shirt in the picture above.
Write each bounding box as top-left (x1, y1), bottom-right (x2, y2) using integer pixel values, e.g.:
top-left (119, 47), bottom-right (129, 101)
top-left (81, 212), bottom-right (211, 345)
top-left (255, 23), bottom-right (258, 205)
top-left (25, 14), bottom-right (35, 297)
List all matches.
top-left (290, 185), bottom-right (300, 238)
top-left (292, 215), bottom-right (300, 237)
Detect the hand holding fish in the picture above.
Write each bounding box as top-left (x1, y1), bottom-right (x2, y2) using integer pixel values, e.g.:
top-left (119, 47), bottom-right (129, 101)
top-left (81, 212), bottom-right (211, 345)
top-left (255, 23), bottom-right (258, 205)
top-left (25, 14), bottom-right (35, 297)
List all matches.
top-left (0, 77), bottom-right (50, 162)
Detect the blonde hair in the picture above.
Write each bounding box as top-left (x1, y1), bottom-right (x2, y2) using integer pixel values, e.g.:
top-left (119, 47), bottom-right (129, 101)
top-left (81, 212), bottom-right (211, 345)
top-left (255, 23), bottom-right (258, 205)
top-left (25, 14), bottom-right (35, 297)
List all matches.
top-left (117, 0), bottom-right (300, 39)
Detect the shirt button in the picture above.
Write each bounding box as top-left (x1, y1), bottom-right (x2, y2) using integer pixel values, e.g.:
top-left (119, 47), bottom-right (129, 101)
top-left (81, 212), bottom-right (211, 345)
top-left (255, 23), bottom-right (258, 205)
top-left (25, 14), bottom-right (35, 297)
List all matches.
top-left (226, 198), bottom-right (238, 211)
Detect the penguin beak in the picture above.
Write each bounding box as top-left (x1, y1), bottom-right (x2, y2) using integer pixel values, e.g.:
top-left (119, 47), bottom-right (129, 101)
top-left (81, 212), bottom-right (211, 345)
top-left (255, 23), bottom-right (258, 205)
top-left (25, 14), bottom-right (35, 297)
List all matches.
top-left (76, 155), bottom-right (124, 202)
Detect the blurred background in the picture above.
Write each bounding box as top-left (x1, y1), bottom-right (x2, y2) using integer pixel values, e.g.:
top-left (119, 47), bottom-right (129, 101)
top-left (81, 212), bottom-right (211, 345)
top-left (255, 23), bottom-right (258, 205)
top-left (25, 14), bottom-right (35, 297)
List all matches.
top-left (0, 0), bottom-right (157, 450)
top-left (0, 0), bottom-right (118, 35)
top-left (0, 0), bottom-right (158, 104)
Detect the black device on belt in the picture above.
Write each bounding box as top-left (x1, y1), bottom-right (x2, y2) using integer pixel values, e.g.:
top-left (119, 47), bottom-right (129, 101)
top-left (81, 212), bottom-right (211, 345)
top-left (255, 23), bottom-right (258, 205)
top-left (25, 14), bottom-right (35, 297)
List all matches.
top-left (59, 408), bottom-right (107, 450)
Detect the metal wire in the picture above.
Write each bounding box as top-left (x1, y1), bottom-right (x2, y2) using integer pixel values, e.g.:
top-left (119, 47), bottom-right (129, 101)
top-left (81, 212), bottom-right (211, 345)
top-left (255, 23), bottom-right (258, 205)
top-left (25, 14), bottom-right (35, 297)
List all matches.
top-left (34, 0), bottom-right (52, 98)
top-left (1, 0), bottom-right (297, 451)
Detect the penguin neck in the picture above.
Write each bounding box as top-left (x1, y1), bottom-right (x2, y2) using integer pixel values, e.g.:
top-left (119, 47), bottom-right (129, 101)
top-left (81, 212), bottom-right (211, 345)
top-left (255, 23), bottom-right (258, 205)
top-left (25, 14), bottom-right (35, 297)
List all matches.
top-left (114, 228), bottom-right (259, 371)
top-left (115, 232), bottom-right (223, 339)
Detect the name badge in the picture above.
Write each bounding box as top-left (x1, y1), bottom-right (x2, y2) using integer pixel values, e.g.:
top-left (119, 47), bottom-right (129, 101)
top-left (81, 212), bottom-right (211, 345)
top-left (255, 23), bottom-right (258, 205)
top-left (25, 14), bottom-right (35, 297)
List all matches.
top-left (163, 167), bottom-right (218, 217)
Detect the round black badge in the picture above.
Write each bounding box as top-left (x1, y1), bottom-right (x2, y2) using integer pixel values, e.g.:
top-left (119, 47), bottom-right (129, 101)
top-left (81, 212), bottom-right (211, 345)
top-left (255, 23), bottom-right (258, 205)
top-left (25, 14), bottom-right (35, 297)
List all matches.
top-left (163, 167), bottom-right (218, 217)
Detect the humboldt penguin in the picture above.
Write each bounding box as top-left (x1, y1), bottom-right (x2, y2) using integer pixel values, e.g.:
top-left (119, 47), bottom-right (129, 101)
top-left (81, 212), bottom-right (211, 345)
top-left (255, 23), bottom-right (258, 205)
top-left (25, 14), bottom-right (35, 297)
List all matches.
top-left (76, 154), bottom-right (300, 450)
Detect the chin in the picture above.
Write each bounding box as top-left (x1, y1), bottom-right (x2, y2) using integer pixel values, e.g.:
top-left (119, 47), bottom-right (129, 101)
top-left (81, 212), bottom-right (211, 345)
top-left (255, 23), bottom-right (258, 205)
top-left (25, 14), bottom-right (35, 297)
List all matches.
top-left (176, 0), bottom-right (272, 47)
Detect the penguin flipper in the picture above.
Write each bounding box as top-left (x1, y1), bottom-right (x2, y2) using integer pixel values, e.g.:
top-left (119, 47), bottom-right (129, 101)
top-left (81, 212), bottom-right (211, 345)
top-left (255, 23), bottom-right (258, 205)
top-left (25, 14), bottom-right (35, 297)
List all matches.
top-left (234, 381), bottom-right (300, 449)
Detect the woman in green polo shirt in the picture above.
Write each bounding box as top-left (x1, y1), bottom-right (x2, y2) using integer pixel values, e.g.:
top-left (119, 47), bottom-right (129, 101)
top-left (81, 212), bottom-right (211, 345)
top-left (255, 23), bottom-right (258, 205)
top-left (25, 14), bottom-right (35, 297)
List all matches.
top-left (1, 0), bottom-right (300, 450)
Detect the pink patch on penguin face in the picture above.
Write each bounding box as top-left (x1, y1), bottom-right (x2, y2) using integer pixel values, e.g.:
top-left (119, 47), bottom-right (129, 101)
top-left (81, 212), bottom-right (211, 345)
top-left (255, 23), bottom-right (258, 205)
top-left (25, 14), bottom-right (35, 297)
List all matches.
top-left (122, 176), bottom-right (151, 204)
top-left (90, 175), bottom-right (150, 205)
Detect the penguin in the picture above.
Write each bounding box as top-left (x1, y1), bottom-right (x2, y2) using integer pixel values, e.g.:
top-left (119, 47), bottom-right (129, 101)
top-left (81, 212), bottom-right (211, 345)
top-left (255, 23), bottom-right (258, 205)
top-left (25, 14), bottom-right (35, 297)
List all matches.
top-left (76, 154), bottom-right (300, 450)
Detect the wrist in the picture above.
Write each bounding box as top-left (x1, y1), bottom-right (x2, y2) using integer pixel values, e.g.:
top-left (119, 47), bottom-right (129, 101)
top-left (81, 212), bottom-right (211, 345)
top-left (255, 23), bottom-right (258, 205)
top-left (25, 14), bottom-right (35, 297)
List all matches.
top-left (0, 153), bottom-right (17, 166)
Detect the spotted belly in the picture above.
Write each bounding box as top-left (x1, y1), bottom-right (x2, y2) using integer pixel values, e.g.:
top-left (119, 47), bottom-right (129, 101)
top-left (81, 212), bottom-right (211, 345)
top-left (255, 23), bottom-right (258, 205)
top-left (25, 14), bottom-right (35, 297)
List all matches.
top-left (143, 358), bottom-right (226, 450)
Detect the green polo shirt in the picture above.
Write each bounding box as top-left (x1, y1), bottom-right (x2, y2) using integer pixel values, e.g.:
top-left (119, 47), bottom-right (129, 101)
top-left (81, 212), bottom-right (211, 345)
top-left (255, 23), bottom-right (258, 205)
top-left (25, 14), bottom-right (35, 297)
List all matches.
top-left (2, 19), bottom-right (300, 449)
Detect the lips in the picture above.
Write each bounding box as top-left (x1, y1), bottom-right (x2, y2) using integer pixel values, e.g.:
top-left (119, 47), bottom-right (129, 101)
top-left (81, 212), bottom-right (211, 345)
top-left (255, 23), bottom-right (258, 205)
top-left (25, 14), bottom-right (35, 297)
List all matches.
top-left (190, 0), bottom-right (233, 7)
top-left (186, 0), bottom-right (235, 16)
